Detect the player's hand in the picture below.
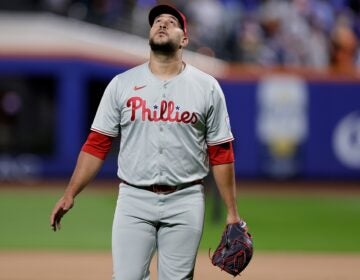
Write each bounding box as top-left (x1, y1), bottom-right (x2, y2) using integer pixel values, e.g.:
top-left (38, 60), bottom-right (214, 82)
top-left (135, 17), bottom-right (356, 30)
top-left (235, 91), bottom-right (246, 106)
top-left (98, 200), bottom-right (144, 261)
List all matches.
top-left (50, 195), bottom-right (74, 232)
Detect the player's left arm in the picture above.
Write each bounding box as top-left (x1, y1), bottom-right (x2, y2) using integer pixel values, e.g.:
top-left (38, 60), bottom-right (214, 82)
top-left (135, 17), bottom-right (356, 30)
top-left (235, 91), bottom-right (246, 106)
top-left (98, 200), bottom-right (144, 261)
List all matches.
top-left (206, 80), bottom-right (241, 224)
top-left (208, 142), bottom-right (241, 224)
top-left (211, 162), bottom-right (241, 224)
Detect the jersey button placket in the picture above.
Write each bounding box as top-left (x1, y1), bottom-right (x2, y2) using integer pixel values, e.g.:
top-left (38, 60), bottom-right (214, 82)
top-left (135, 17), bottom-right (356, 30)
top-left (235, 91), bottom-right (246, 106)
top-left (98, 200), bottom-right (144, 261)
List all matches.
top-left (158, 83), bottom-right (167, 181)
top-left (162, 82), bottom-right (167, 98)
top-left (159, 146), bottom-right (166, 180)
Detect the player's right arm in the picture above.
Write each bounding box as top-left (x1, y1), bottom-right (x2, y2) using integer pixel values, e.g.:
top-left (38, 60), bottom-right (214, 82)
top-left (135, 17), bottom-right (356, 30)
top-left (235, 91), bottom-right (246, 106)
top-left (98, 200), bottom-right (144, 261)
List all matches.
top-left (50, 130), bottom-right (114, 231)
top-left (50, 151), bottom-right (104, 231)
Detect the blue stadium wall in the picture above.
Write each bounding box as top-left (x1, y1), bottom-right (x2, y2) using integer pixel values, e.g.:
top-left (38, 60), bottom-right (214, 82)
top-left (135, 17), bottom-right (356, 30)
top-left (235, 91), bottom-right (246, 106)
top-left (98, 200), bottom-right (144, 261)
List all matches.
top-left (0, 58), bottom-right (359, 180)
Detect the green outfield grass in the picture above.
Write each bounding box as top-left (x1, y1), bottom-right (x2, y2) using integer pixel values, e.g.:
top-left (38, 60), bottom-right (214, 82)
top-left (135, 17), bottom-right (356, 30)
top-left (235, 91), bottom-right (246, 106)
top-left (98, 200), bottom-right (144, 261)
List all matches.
top-left (0, 186), bottom-right (359, 252)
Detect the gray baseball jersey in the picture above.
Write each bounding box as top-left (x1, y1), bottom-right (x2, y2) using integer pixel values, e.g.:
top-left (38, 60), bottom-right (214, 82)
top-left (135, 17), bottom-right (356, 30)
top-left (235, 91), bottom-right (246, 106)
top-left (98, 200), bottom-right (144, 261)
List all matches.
top-left (91, 62), bottom-right (233, 186)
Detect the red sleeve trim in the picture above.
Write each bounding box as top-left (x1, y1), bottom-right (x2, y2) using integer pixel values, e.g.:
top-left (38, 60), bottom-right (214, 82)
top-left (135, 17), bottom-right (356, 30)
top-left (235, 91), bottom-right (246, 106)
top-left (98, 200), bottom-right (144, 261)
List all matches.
top-left (208, 142), bottom-right (235, 165)
top-left (91, 127), bottom-right (118, 137)
top-left (81, 131), bottom-right (114, 160)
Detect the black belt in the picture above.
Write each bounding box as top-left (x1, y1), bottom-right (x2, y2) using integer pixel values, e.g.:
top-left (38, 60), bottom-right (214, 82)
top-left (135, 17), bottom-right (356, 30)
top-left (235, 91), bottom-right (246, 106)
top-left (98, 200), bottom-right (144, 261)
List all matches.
top-left (121, 179), bottom-right (203, 194)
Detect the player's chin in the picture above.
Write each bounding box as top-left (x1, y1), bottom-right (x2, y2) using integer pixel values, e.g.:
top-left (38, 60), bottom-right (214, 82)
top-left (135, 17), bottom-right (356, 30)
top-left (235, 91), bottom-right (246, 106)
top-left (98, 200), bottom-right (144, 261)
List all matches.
top-left (150, 35), bottom-right (169, 44)
top-left (149, 39), bottom-right (178, 53)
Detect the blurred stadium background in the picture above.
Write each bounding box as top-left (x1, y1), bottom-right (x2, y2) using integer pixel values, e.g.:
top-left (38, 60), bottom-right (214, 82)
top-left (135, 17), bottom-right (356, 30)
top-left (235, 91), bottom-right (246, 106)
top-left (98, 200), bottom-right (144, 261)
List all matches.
top-left (1, 0), bottom-right (360, 181)
top-left (0, 0), bottom-right (360, 279)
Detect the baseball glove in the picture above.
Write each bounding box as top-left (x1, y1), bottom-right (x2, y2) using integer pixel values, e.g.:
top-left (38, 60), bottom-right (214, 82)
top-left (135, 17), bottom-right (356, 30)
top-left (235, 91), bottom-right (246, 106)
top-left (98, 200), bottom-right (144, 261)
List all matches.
top-left (210, 221), bottom-right (253, 276)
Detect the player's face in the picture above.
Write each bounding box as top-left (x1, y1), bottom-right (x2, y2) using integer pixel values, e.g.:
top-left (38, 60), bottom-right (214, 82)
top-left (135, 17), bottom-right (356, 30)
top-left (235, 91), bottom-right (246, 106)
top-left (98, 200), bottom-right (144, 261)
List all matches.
top-left (149, 14), bottom-right (188, 53)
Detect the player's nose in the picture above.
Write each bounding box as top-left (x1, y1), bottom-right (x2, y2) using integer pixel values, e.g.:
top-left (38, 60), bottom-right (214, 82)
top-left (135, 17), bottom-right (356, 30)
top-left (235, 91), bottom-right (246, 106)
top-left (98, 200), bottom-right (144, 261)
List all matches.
top-left (159, 23), bottom-right (167, 30)
top-left (159, 20), bottom-right (170, 29)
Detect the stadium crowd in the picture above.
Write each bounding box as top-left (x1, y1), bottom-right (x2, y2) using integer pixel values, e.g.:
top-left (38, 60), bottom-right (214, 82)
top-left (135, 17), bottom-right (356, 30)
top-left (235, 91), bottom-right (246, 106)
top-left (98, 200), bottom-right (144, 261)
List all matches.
top-left (1, 0), bottom-right (360, 71)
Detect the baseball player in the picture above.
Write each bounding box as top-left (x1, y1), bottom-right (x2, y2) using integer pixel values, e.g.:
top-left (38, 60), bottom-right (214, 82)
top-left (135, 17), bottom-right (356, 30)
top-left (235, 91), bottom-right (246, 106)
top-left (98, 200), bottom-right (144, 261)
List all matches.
top-left (50, 4), bottom-right (245, 280)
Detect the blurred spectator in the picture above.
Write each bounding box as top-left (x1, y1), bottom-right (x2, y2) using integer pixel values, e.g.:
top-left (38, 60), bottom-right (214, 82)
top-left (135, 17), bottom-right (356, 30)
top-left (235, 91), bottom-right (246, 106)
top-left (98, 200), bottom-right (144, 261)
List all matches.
top-left (130, 0), bottom-right (156, 37)
top-left (257, 0), bottom-right (292, 66)
top-left (184, 0), bottom-right (226, 58)
top-left (330, 21), bottom-right (359, 73)
top-left (306, 14), bottom-right (330, 69)
top-left (235, 16), bottom-right (263, 63)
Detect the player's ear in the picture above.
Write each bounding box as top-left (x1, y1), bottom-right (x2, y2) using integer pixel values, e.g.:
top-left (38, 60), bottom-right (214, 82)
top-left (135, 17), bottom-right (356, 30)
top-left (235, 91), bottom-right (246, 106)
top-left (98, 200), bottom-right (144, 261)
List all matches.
top-left (180, 36), bottom-right (189, 49)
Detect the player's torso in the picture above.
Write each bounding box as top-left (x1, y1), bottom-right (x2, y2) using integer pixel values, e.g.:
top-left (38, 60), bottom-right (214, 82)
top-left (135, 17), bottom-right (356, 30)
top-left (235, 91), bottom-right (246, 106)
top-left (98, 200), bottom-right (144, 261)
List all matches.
top-left (115, 63), bottom-right (212, 184)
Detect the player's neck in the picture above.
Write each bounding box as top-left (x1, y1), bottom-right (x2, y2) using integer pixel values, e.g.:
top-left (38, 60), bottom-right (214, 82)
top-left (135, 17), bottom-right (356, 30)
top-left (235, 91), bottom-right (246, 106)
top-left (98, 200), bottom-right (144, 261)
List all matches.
top-left (149, 53), bottom-right (184, 80)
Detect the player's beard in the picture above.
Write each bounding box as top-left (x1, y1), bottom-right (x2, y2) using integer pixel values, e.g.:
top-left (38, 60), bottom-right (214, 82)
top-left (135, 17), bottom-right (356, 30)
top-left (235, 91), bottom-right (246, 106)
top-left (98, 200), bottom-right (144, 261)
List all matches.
top-left (149, 38), bottom-right (179, 54)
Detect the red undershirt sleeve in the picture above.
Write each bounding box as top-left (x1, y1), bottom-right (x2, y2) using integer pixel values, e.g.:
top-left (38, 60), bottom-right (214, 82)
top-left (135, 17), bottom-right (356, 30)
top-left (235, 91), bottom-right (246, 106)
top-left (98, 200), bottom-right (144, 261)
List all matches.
top-left (81, 131), bottom-right (114, 160)
top-left (208, 142), bottom-right (235, 166)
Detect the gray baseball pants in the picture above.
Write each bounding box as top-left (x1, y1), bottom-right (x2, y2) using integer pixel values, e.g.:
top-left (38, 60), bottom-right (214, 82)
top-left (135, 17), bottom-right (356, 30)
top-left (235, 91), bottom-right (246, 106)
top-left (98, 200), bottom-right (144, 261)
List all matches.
top-left (112, 183), bottom-right (205, 280)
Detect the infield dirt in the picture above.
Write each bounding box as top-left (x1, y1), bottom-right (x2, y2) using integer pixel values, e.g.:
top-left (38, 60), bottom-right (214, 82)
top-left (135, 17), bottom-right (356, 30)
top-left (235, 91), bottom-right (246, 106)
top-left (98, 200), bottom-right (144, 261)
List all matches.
top-left (1, 251), bottom-right (360, 280)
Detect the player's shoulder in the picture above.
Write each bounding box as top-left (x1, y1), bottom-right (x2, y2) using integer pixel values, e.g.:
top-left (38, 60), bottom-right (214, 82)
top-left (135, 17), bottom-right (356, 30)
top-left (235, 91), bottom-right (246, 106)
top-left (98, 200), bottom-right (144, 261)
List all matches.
top-left (105, 64), bottom-right (146, 92)
top-left (114, 63), bottom-right (147, 81)
top-left (185, 64), bottom-right (219, 84)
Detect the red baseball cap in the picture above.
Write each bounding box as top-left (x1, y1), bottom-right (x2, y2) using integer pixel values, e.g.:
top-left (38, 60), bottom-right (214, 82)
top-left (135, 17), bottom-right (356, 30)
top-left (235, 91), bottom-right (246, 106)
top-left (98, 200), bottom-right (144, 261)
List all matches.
top-left (148, 4), bottom-right (187, 35)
